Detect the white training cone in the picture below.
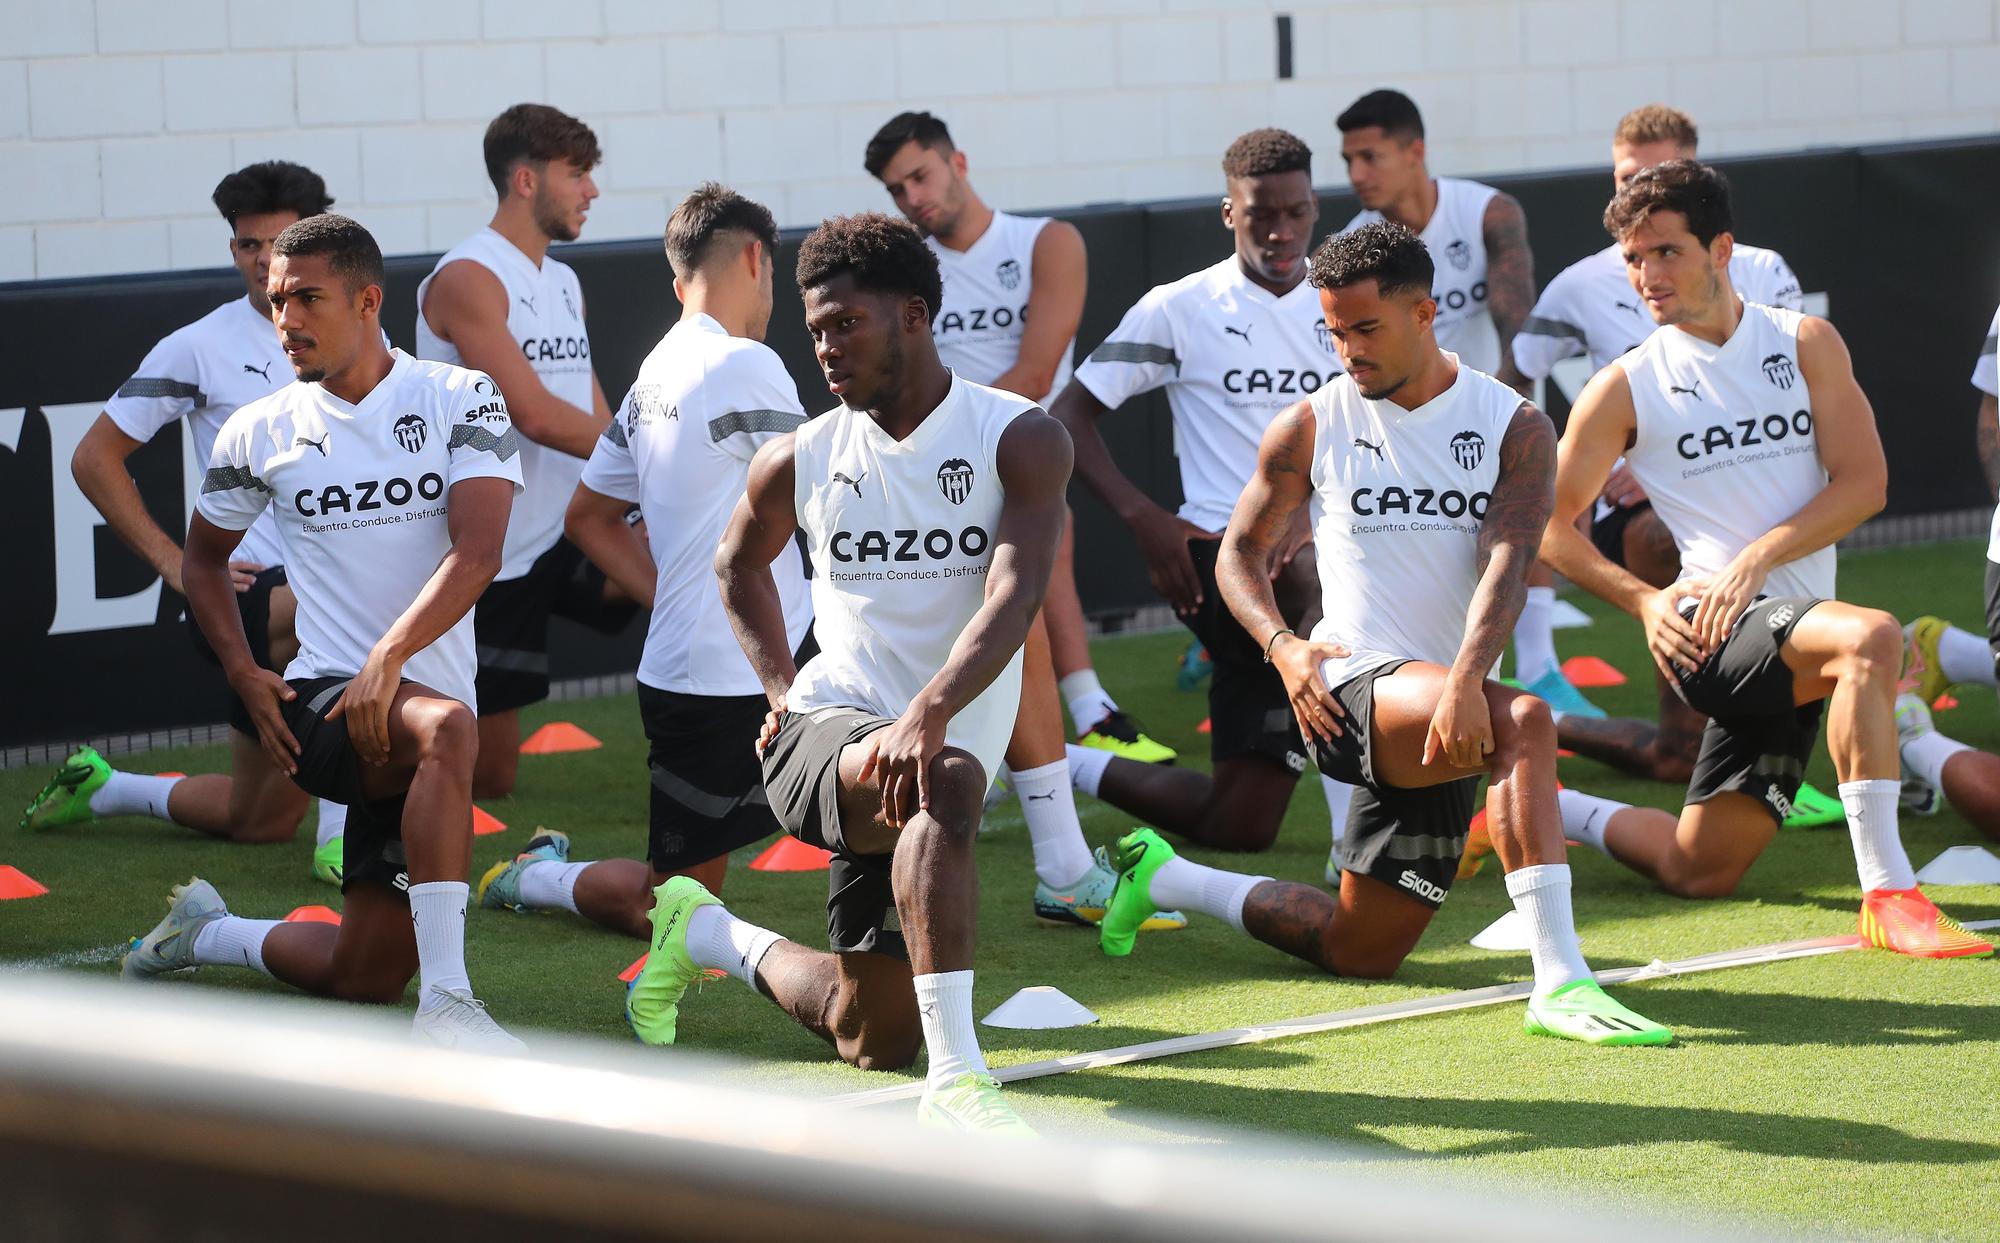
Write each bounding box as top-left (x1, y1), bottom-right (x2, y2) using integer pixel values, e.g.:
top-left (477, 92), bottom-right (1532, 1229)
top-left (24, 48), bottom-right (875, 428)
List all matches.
top-left (1913, 845), bottom-right (2000, 886)
top-left (1549, 599), bottom-right (1595, 629)
top-left (1469, 910), bottom-right (1533, 951)
top-left (982, 986), bottom-right (1099, 1030)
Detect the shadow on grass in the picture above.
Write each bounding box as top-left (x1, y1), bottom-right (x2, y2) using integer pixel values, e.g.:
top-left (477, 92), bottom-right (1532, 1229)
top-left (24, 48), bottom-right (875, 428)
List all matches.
top-left (1645, 984), bottom-right (2000, 1048)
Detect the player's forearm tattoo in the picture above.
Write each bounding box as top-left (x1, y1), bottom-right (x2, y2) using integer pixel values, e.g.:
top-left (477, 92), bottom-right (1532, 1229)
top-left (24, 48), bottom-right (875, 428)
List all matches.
top-left (1218, 408), bottom-right (1310, 642)
top-left (1459, 404), bottom-right (1556, 677)
top-left (1483, 195), bottom-right (1536, 348)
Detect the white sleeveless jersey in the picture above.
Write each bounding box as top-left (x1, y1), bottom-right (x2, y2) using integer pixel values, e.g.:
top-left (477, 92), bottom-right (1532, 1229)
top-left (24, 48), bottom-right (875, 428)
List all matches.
top-left (1345, 178), bottom-right (1502, 373)
top-left (1073, 257), bottom-right (1344, 532)
top-left (1307, 356), bottom-right (1521, 690)
top-left (416, 227), bottom-right (594, 581)
top-left (1618, 303), bottom-right (1834, 600)
top-left (194, 351), bottom-right (524, 710)
top-left (1973, 305), bottom-right (2000, 560)
top-left (106, 295), bottom-right (289, 568)
top-left (927, 211), bottom-right (1074, 402)
top-left (1514, 241), bottom-right (1804, 379)
top-left (788, 376), bottom-right (1034, 780)
top-left (579, 313), bottom-right (813, 696)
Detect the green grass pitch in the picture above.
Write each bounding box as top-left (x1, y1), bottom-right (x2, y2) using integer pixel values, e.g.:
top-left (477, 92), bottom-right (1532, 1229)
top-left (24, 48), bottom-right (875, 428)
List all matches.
top-left (5, 540), bottom-right (1997, 1238)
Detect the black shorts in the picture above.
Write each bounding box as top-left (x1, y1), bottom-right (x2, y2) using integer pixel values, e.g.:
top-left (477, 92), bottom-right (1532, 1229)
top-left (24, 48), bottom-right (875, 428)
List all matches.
top-left (474, 537), bottom-right (641, 714)
top-left (1182, 538), bottom-right (1310, 775)
top-left (279, 676), bottom-right (412, 894)
top-left (1670, 595), bottom-right (1827, 825)
top-left (1983, 560), bottom-right (2000, 679)
top-left (188, 564), bottom-right (289, 736)
top-left (1590, 502), bottom-right (1651, 570)
top-left (639, 683), bottom-right (782, 872)
top-left (759, 706), bottom-right (907, 959)
top-left (1306, 660), bottom-right (1479, 910)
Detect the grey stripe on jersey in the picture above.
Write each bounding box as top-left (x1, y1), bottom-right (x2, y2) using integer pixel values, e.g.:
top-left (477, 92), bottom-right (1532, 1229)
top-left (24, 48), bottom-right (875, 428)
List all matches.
top-left (1089, 341), bottom-right (1181, 372)
top-left (1522, 315), bottom-right (1586, 343)
top-left (602, 419), bottom-right (628, 448)
top-left (118, 377), bottom-right (207, 406)
top-left (1984, 332), bottom-right (1997, 358)
top-left (708, 409), bottom-right (806, 442)
top-left (447, 424), bottom-right (521, 460)
top-left (201, 464), bottom-right (270, 495)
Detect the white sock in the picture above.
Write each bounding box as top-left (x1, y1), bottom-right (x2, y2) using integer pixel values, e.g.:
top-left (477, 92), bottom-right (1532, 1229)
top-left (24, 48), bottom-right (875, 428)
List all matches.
top-left (1321, 776), bottom-right (1354, 848)
top-left (1503, 863), bottom-right (1593, 995)
top-left (1936, 623), bottom-right (1998, 687)
top-left (1838, 779), bottom-right (1917, 891)
top-left (1147, 855), bottom-right (1268, 932)
top-left (190, 916), bottom-right (279, 976)
top-left (1557, 787), bottom-right (1626, 856)
top-left (1901, 729), bottom-right (1971, 791)
top-left (315, 800), bottom-right (348, 847)
top-left (1060, 670), bottom-right (1119, 736)
top-left (1065, 743), bottom-right (1113, 797)
top-left (1011, 760), bottom-right (1096, 887)
top-left (89, 771), bottom-right (181, 822)
top-left (684, 902), bottom-right (784, 986)
top-left (914, 969), bottom-right (989, 1090)
top-left (1513, 586), bottom-right (1559, 684)
top-left (517, 860), bottom-right (589, 914)
top-left (408, 880), bottom-right (473, 1003)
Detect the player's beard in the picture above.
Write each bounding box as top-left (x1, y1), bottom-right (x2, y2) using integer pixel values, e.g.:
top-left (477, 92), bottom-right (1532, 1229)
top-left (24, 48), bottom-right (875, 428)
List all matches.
top-left (855, 330), bottom-right (906, 412)
top-left (534, 189), bottom-right (580, 243)
top-left (296, 364), bottom-right (327, 383)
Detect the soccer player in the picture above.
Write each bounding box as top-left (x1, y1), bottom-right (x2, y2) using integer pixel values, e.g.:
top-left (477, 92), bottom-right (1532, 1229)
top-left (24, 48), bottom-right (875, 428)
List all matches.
top-left (1891, 691), bottom-right (2000, 843)
top-left (866, 109), bottom-right (1180, 927)
top-left (1540, 160), bottom-right (1990, 958)
top-left (626, 213), bottom-right (1063, 1132)
top-left (1099, 222), bottom-right (1670, 1045)
top-left (1514, 104), bottom-right (1807, 788)
top-left (1054, 129), bottom-right (1353, 858)
top-left (1336, 88), bottom-right (1600, 721)
top-left (417, 103), bottom-right (633, 799)
top-left (122, 215), bottom-right (531, 1048)
top-left (23, 161), bottom-right (350, 883)
top-left (478, 184), bottom-right (814, 935)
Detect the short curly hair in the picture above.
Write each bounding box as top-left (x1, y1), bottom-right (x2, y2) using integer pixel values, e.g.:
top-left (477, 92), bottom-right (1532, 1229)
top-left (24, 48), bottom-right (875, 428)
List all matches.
top-left (212, 161), bottom-right (334, 228)
top-left (1604, 158), bottom-right (1732, 247)
top-left (795, 212), bottom-right (943, 321)
top-left (1222, 127), bottom-right (1313, 180)
top-left (1308, 220), bottom-right (1433, 299)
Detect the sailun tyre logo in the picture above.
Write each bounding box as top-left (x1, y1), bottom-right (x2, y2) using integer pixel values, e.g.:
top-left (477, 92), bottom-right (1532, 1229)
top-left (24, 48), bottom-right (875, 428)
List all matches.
top-left (1450, 429), bottom-right (1485, 470)
top-left (996, 259), bottom-right (1022, 290)
top-left (1762, 353), bottom-right (1797, 390)
top-left (937, 458), bottom-right (976, 504)
top-left (393, 415), bottom-right (428, 454)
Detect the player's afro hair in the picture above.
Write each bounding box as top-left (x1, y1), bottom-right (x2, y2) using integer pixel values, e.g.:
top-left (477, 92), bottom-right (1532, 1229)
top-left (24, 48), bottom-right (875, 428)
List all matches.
top-left (1221, 128), bottom-right (1313, 180)
top-left (794, 212), bottom-right (943, 321)
top-left (272, 213), bottom-right (385, 293)
top-left (1604, 158), bottom-right (1733, 247)
top-left (1308, 219), bottom-right (1433, 300)
top-left (211, 161), bottom-right (334, 227)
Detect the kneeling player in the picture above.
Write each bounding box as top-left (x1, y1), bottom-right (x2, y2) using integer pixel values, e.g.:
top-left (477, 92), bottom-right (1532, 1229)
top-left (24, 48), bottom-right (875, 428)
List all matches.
top-left (1101, 224), bottom-right (1670, 1045)
top-left (121, 216), bottom-right (529, 1049)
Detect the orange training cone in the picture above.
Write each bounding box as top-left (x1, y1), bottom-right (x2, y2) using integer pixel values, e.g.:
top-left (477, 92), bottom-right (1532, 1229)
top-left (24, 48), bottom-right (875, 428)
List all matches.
top-left (473, 806), bottom-right (508, 836)
top-left (619, 953), bottom-right (648, 983)
top-left (156, 771), bottom-right (186, 778)
top-left (750, 837), bottom-right (832, 872)
top-left (285, 904), bottom-right (341, 925)
top-left (1561, 655), bottom-right (1626, 688)
top-left (1196, 717), bottom-right (1212, 734)
top-left (1935, 692), bottom-right (1960, 711)
top-left (521, 722), bottom-right (602, 754)
top-left (0, 866), bottom-right (48, 899)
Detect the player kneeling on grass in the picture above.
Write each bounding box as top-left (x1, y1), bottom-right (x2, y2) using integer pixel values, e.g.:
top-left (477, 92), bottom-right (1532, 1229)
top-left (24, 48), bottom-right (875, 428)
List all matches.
top-left (121, 215), bottom-right (530, 1051)
top-left (1099, 223), bottom-right (1670, 1046)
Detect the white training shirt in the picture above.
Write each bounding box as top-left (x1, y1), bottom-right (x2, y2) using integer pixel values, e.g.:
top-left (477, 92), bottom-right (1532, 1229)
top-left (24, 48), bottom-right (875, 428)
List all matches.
top-left (579, 313), bottom-right (813, 697)
top-left (1074, 256), bottom-right (1344, 532)
top-left (416, 227), bottom-right (594, 581)
top-left (1344, 178), bottom-right (1502, 373)
top-left (1618, 303), bottom-right (1834, 602)
top-left (1514, 242), bottom-right (1805, 380)
top-left (1307, 356), bottom-right (1522, 690)
top-left (927, 211), bottom-right (1074, 402)
top-left (107, 295), bottom-right (290, 569)
top-left (788, 375), bottom-right (1035, 782)
top-left (195, 350), bottom-right (524, 710)
top-left (1972, 304), bottom-right (2000, 561)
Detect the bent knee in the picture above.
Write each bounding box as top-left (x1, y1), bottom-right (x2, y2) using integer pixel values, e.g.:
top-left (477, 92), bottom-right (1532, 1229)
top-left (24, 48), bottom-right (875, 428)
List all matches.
top-left (227, 817), bottom-right (301, 845)
top-left (841, 1029), bottom-right (921, 1073)
top-left (424, 702), bottom-right (478, 758)
top-left (1660, 863), bottom-right (1748, 900)
top-left (1197, 811), bottom-right (1282, 853)
top-left (925, 748), bottom-right (988, 813)
top-left (328, 974), bottom-right (410, 1005)
top-left (1328, 946), bottom-right (1408, 980)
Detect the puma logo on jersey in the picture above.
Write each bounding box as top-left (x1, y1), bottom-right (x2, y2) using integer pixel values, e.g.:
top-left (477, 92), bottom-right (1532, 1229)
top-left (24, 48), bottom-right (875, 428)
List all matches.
top-left (243, 361), bottom-right (273, 380)
top-left (1223, 324), bottom-right (1253, 344)
top-left (518, 294), bottom-right (537, 315)
top-left (832, 470), bottom-right (865, 498)
top-left (1354, 437), bottom-right (1385, 460)
top-left (1668, 379), bottom-right (1703, 401)
top-left (1025, 791), bottom-right (1057, 802)
top-left (294, 433), bottom-right (331, 457)
top-left (1615, 299), bottom-right (1641, 315)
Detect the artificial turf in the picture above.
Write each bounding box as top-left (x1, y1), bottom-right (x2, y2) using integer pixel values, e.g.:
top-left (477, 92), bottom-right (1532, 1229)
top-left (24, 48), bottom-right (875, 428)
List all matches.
top-left (4, 539), bottom-right (1997, 1238)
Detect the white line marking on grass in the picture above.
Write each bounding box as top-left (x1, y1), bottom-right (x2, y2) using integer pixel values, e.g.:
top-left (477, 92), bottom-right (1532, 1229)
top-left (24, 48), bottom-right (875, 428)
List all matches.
top-left (10, 943), bottom-right (129, 971)
top-left (833, 920), bottom-right (2000, 1107)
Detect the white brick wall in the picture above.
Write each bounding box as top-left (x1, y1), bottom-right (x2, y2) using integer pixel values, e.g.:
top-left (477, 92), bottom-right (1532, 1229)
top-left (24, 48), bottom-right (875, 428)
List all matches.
top-left (4, 0), bottom-right (1998, 281)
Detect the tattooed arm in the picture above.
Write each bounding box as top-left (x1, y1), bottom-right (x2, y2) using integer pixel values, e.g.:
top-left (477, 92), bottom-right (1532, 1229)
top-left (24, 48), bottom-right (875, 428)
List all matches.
top-left (1979, 392), bottom-right (2000, 500)
top-left (1483, 193), bottom-right (1537, 396)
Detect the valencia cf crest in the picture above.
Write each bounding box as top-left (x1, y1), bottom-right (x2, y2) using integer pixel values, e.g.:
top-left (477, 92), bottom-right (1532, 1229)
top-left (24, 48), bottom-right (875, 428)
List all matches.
top-left (996, 259), bottom-right (1022, 291)
top-left (1445, 239), bottom-right (1472, 271)
top-left (1314, 320), bottom-right (1335, 353)
top-left (937, 458), bottom-right (976, 504)
top-left (1761, 352), bottom-right (1797, 390)
top-left (393, 414), bottom-right (428, 454)
top-left (1449, 430), bottom-right (1484, 470)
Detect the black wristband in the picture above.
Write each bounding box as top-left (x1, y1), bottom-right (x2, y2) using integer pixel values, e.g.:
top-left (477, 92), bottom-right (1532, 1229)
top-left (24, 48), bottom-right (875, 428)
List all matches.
top-left (1262, 627), bottom-right (1295, 662)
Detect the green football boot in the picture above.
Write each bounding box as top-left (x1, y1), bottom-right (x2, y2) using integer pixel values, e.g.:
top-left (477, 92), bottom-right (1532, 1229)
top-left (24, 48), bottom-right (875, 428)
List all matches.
top-left (20, 746), bottom-right (112, 831)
